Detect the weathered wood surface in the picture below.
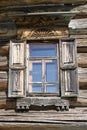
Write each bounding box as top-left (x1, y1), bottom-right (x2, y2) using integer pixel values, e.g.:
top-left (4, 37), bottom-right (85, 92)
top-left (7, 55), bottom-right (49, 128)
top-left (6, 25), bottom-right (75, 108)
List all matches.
top-left (78, 54), bottom-right (87, 67)
top-left (69, 18), bottom-right (87, 29)
top-left (0, 0), bottom-right (87, 8)
top-left (0, 124), bottom-right (87, 130)
top-left (0, 108), bottom-right (87, 123)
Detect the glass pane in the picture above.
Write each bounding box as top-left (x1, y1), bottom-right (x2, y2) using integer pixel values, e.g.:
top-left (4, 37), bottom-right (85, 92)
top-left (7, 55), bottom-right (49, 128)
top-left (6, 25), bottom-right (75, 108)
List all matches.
top-left (30, 44), bottom-right (56, 57)
top-left (46, 60), bottom-right (57, 82)
top-left (46, 84), bottom-right (58, 92)
top-left (32, 63), bottom-right (42, 82)
top-left (32, 84), bottom-right (42, 92)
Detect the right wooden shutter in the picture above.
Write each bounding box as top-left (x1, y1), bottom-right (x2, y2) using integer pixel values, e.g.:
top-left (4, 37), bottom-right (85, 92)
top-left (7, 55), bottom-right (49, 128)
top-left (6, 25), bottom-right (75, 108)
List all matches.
top-left (59, 38), bottom-right (79, 97)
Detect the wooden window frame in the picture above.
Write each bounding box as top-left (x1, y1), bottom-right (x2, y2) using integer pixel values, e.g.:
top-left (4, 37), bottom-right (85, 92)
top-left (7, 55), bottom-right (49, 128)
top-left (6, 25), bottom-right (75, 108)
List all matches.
top-left (26, 42), bottom-right (60, 96)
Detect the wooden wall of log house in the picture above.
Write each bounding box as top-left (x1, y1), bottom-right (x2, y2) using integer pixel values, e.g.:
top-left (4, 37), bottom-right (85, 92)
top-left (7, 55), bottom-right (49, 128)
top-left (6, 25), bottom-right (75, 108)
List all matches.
top-left (0, 4), bottom-right (87, 110)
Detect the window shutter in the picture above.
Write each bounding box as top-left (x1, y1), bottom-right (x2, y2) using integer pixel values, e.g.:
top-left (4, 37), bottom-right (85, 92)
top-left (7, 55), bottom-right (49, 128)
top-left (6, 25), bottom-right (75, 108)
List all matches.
top-left (8, 40), bottom-right (26, 97)
top-left (59, 38), bottom-right (79, 97)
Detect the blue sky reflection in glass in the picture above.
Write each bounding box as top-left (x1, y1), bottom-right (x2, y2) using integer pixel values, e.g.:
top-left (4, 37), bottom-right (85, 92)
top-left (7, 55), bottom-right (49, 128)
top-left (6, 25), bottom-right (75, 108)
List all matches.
top-left (29, 44), bottom-right (58, 93)
top-left (32, 63), bottom-right (42, 82)
top-left (46, 60), bottom-right (57, 82)
top-left (30, 44), bottom-right (56, 57)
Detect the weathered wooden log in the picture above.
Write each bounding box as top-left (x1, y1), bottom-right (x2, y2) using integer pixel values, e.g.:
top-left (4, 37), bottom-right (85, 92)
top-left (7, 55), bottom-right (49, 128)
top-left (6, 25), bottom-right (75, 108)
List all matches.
top-left (70, 35), bottom-right (87, 39)
top-left (0, 65), bottom-right (8, 71)
top-left (69, 18), bottom-right (87, 29)
top-left (70, 28), bottom-right (87, 35)
top-left (0, 99), bottom-right (16, 109)
top-left (0, 46), bottom-right (9, 56)
top-left (79, 79), bottom-right (87, 89)
top-left (0, 81), bottom-right (7, 91)
top-left (70, 98), bottom-right (87, 107)
top-left (78, 67), bottom-right (87, 78)
top-left (76, 38), bottom-right (87, 47)
top-left (0, 71), bottom-right (7, 79)
top-left (0, 0), bottom-right (87, 8)
top-left (0, 91), bottom-right (7, 99)
top-left (77, 47), bottom-right (87, 53)
top-left (78, 53), bottom-right (87, 67)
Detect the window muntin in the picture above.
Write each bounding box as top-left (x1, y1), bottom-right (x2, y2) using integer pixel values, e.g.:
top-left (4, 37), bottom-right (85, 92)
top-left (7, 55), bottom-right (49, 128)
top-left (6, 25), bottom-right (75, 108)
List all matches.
top-left (28, 44), bottom-right (59, 94)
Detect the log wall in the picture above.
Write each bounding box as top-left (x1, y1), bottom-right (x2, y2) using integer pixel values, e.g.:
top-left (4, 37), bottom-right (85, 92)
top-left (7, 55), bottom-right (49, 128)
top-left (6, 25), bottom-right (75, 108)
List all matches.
top-left (0, 3), bottom-right (87, 126)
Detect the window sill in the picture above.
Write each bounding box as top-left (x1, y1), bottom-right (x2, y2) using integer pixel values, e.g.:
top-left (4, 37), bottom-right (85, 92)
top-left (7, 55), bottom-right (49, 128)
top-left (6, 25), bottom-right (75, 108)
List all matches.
top-left (16, 97), bottom-right (69, 111)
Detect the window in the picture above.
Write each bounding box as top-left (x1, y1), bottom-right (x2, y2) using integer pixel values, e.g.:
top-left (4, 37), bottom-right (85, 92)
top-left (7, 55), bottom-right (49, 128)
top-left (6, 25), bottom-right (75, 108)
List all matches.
top-left (27, 44), bottom-right (59, 94)
top-left (8, 39), bottom-right (79, 98)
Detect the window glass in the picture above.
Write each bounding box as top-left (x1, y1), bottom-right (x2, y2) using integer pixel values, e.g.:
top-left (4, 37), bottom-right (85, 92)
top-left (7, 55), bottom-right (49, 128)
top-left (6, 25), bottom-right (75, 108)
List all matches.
top-left (28, 44), bottom-right (59, 94)
top-left (32, 63), bottom-right (42, 82)
top-left (46, 60), bottom-right (57, 82)
top-left (30, 44), bottom-right (56, 57)
top-left (32, 84), bottom-right (42, 92)
top-left (46, 84), bottom-right (58, 93)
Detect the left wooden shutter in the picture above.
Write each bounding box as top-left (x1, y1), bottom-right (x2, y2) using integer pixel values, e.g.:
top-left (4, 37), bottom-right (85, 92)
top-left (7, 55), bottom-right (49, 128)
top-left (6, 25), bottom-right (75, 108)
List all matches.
top-left (8, 40), bottom-right (26, 97)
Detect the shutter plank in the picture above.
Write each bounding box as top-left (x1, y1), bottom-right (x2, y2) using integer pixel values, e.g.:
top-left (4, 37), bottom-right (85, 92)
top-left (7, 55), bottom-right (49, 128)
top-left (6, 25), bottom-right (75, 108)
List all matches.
top-left (60, 39), bottom-right (77, 69)
top-left (10, 41), bottom-right (25, 66)
top-left (60, 38), bottom-right (79, 97)
top-left (8, 41), bottom-right (26, 97)
top-left (61, 69), bottom-right (79, 97)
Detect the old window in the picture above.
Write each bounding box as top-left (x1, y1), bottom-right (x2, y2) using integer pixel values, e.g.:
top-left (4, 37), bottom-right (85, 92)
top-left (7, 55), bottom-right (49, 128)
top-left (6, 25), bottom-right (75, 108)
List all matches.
top-left (8, 39), bottom-right (79, 110)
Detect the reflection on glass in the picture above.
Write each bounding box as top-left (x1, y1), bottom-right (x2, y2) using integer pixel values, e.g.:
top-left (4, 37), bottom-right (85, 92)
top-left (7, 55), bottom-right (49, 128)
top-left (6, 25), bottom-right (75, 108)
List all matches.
top-left (32, 84), bottom-right (42, 92)
top-left (46, 84), bottom-right (58, 92)
top-left (46, 60), bottom-right (57, 82)
top-left (32, 63), bottom-right (42, 82)
top-left (30, 44), bottom-right (56, 57)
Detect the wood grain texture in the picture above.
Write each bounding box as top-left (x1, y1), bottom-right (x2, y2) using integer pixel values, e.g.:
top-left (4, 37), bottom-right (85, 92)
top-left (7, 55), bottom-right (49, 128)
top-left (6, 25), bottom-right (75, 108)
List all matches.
top-left (0, 45), bottom-right (9, 56)
top-left (78, 53), bottom-right (87, 67)
top-left (0, 0), bottom-right (87, 8)
top-left (0, 81), bottom-right (7, 91)
top-left (76, 38), bottom-right (87, 47)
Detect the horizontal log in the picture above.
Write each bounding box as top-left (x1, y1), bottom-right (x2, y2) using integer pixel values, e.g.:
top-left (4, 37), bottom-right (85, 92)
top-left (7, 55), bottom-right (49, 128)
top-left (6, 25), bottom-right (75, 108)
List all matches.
top-left (0, 71), bottom-right (7, 79)
top-left (0, 99), bottom-right (16, 109)
top-left (0, 45), bottom-right (9, 56)
top-left (76, 38), bottom-right (87, 47)
top-left (0, 0), bottom-right (87, 8)
top-left (77, 47), bottom-right (87, 53)
top-left (70, 28), bottom-right (87, 35)
top-left (0, 91), bottom-right (7, 98)
top-left (78, 67), bottom-right (87, 79)
top-left (78, 53), bottom-right (87, 67)
top-left (70, 35), bottom-right (87, 39)
top-left (70, 98), bottom-right (87, 107)
top-left (0, 81), bottom-right (7, 91)
top-left (0, 65), bottom-right (8, 71)
top-left (0, 56), bottom-right (8, 66)
top-left (79, 79), bottom-right (87, 89)
top-left (69, 18), bottom-right (87, 29)
top-left (79, 90), bottom-right (87, 97)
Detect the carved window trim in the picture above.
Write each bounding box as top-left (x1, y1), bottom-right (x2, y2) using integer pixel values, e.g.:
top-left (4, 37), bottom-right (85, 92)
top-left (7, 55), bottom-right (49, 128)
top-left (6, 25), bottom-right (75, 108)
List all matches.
top-left (8, 38), bottom-right (79, 111)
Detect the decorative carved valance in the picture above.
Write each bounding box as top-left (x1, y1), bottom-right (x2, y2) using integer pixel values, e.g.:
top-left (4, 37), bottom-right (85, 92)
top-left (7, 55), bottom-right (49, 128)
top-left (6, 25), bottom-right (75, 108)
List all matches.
top-left (21, 27), bottom-right (69, 39)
